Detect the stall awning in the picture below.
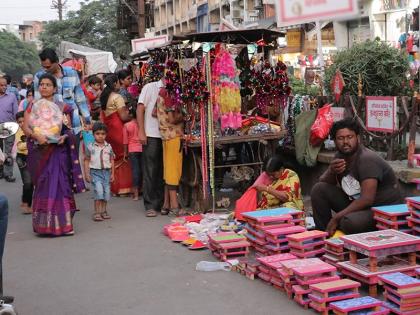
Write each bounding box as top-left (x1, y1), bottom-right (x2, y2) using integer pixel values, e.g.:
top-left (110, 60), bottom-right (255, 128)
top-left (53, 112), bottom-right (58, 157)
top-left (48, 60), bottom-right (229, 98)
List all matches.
top-left (186, 28), bottom-right (285, 44)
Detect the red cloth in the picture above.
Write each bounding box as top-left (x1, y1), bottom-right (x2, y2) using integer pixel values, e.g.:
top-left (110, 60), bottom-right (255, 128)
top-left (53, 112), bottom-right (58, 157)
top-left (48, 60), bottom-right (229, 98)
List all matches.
top-left (101, 111), bottom-right (132, 194)
top-left (234, 187), bottom-right (258, 221)
top-left (82, 84), bottom-right (98, 109)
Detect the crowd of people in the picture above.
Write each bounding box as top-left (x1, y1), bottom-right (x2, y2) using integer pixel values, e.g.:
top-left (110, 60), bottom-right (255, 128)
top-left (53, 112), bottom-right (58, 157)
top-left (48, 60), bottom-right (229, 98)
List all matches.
top-left (0, 47), bottom-right (186, 237)
top-left (0, 48), bottom-right (404, 242)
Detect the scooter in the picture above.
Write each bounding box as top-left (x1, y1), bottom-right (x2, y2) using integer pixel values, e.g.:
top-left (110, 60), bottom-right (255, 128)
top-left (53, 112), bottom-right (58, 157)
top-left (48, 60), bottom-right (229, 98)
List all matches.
top-left (0, 122), bottom-right (18, 315)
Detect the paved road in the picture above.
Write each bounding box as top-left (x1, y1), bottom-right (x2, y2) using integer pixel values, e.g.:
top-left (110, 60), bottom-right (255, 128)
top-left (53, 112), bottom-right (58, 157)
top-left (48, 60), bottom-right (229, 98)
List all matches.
top-left (2, 178), bottom-right (309, 315)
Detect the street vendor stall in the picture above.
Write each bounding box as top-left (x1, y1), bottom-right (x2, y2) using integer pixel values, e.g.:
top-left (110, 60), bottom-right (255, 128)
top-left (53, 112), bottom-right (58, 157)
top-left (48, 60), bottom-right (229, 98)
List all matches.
top-left (173, 29), bottom-right (289, 213)
top-left (58, 40), bottom-right (118, 76)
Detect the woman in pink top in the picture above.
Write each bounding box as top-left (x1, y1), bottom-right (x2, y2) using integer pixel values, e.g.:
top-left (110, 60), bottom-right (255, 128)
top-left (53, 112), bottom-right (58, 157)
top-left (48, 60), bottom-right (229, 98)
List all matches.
top-left (123, 105), bottom-right (143, 200)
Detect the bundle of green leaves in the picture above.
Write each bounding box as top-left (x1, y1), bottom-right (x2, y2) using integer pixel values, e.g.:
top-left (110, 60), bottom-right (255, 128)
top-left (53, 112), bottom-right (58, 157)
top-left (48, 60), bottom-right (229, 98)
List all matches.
top-left (324, 39), bottom-right (410, 96)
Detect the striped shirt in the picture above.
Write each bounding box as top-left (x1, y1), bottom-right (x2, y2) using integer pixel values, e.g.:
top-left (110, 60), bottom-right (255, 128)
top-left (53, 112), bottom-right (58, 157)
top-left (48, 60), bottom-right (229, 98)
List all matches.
top-left (34, 66), bottom-right (91, 134)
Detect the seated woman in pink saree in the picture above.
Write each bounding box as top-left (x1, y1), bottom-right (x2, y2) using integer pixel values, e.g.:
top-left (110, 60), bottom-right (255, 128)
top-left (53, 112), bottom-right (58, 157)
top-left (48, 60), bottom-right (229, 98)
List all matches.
top-left (23, 73), bottom-right (85, 236)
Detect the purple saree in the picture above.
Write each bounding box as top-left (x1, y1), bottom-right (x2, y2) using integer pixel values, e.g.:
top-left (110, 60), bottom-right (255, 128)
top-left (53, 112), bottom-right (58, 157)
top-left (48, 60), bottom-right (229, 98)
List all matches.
top-left (27, 103), bottom-right (85, 236)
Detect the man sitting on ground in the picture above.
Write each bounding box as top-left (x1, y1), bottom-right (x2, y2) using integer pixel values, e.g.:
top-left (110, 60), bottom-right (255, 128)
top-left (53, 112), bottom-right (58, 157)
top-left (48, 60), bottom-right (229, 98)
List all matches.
top-left (311, 118), bottom-right (402, 236)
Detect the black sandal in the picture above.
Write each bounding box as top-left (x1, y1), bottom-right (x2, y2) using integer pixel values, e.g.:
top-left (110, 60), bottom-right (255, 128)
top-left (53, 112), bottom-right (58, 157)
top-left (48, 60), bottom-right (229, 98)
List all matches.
top-left (160, 208), bottom-right (170, 215)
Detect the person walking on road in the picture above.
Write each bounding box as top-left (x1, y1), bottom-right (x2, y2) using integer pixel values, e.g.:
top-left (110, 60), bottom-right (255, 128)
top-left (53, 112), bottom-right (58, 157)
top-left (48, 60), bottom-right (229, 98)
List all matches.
top-left (34, 48), bottom-right (91, 149)
top-left (23, 73), bottom-right (85, 236)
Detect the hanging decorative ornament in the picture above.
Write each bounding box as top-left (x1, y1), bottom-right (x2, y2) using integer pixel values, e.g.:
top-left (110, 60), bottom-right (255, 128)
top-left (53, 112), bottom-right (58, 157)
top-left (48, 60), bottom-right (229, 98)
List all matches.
top-left (211, 45), bottom-right (241, 130)
top-left (249, 60), bottom-right (291, 115)
top-left (331, 69), bottom-right (345, 103)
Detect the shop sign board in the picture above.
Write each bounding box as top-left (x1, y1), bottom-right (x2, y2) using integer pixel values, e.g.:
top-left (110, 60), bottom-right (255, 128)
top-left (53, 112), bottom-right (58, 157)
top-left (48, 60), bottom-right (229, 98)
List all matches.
top-left (276, 0), bottom-right (359, 26)
top-left (286, 29), bottom-right (302, 49)
top-left (365, 96), bottom-right (397, 133)
top-left (131, 35), bottom-right (169, 53)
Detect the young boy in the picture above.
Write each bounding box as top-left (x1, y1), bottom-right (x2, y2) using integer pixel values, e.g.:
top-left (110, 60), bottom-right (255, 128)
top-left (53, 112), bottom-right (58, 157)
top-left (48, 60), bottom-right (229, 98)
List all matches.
top-left (84, 122), bottom-right (115, 221)
top-left (15, 111), bottom-right (33, 214)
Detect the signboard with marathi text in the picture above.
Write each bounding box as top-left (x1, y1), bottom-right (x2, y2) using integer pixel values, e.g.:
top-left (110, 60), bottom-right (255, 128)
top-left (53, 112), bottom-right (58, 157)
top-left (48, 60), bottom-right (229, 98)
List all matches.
top-left (276, 0), bottom-right (359, 26)
top-left (365, 96), bottom-right (397, 133)
top-left (131, 35), bottom-right (169, 53)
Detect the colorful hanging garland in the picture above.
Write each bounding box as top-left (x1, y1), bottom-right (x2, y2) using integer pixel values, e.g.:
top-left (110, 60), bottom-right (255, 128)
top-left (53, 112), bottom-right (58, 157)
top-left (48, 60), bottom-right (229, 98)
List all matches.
top-left (250, 60), bottom-right (291, 115)
top-left (163, 59), bottom-right (209, 112)
top-left (143, 59), bottom-right (165, 85)
top-left (211, 46), bottom-right (242, 130)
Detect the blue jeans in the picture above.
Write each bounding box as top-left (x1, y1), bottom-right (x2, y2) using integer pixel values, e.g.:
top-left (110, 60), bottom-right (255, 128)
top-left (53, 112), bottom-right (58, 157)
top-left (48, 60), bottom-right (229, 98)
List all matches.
top-left (128, 152), bottom-right (143, 188)
top-left (0, 194), bottom-right (9, 295)
top-left (90, 169), bottom-right (111, 201)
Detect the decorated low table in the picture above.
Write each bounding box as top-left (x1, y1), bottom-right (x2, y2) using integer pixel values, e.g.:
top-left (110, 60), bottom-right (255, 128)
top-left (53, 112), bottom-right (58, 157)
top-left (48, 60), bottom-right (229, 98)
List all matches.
top-left (330, 296), bottom-right (388, 315)
top-left (341, 229), bottom-right (420, 272)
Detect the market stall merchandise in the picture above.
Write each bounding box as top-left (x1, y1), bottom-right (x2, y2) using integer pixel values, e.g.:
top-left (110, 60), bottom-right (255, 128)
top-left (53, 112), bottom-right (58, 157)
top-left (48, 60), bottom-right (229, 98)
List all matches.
top-left (339, 229), bottom-right (420, 296)
top-left (167, 29), bottom-right (290, 213)
top-left (330, 296), bottom-right (388, 315)
top-left (406, 196), bottom-right (420, 236)
top-left (308, 279), bottom-right (361, 315)
top-left (372, 204), bottom-right (411, 234)
top-left (287, 230), bottom-right (328, 259)
top-left (379, 272), bottom-right (420, 314)
top-left (322, 238), bottom-right (349, 268)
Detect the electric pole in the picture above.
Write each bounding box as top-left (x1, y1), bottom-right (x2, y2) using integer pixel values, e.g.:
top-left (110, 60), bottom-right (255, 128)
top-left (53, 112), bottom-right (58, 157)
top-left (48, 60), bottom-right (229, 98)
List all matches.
top-left (138, 0), bottom-right (145, 38)
top-left (51, 0), bottom-right (68, 21)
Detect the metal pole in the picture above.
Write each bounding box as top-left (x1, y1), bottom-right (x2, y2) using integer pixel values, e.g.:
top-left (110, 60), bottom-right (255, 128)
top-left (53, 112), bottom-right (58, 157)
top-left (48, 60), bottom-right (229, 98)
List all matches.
top-left (316, 20), bottom-right (325, 95)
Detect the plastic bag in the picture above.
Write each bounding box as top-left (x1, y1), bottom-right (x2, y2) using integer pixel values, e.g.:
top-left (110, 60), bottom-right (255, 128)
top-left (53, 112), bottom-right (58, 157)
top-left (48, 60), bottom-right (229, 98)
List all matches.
top-left (310, 104), bottom-right (334, 147)
top-left (196, 261), bottom-right (231, 272)
top-left (234, 187), bottom-right (257, 221)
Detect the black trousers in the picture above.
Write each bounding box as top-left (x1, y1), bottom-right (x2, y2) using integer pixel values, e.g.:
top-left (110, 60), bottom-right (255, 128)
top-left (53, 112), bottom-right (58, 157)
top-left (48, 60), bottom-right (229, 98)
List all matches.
top-left (16, 154), bottom-right (33, 206)
top-left (311, 182), bottom-right (376, 235)
top-left (142, 137), bottom-right (164, 211)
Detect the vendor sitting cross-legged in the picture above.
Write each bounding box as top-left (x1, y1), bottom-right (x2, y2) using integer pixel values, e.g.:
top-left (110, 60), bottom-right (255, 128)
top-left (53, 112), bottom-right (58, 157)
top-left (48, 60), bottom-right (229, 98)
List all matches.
top-left (311, 118), bottom-right (403, 237)
top-left (254, 156), bottom-right (304, 211)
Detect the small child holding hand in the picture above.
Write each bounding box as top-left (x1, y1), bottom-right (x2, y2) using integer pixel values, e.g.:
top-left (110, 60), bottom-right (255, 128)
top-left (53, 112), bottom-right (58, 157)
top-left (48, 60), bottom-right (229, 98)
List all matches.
top-left (84, 122), bottom-right (115, 221)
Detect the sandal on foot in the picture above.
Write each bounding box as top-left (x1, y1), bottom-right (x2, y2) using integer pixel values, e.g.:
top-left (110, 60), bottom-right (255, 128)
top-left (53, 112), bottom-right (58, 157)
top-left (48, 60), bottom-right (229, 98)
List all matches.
top-left (146, 209), bottom-right (157, 217)
top-left (93, 214), bottom-right (104, 221)
top-left (101, 211), bottom-right (111, 220)
top-left (171, 208), bottom-right (187, 216)
top-left (160, 208), bottom-right (170, 215)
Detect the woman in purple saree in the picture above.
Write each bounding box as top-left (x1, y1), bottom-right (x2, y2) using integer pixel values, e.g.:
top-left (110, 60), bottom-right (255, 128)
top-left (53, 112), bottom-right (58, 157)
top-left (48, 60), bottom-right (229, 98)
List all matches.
top-left (23, 73), bottom-right (85, 236)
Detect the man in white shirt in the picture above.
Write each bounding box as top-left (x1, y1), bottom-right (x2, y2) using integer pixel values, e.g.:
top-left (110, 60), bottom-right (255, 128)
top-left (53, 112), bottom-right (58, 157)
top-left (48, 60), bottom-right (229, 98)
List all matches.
top-left (137, 79), bottom-right (165, 217)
